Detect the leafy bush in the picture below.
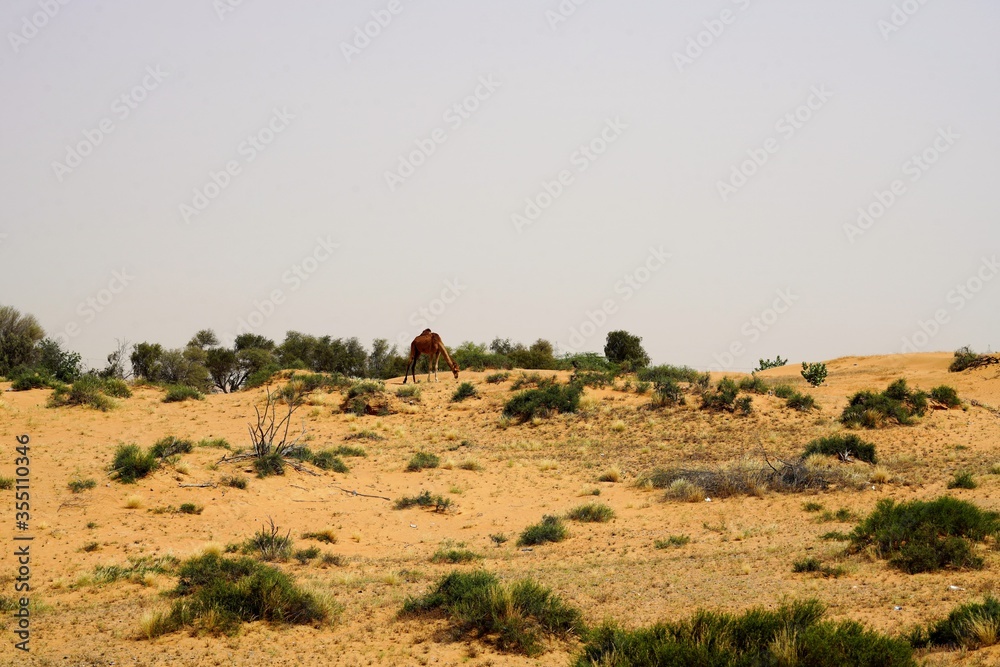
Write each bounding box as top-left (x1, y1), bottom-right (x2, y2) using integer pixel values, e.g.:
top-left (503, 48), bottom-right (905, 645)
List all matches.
top-left (179, 503), bottom-right (202, 515)
top-left (221, 475), bottom-right (248, 489)
top-left (803, 434), bottom-right (877, 464)
top-left (510, 372), bottom-right (557, 391)
top-left (346, 379), bottom-right (385, 399)
top-left (654, 535), bottom-right (690, 549)
top-left (10, 370), bottom-right (55, 391)
top-left (841, 379), bottom-right (928, 428)
top-left (949, 346), bottom-right (986, 372)
top-left (394, 491), bottom-right (452, 512)
top-left (604, 330), bottom-right (650, 367)
top-left (68, 478), bottom-right (97, 493)
top-left (451, 382), bottom-right (478, 402)
top-left (786, 392), bottom-right (817, 412)
top-left (772, 384), bottom-right (796, 399)
top-left (652, 378), bottom-right (684, 407)
top-left (738, 375), bottom-right (769, 394)
top-left (755, 356), bottom-right (787, 372)
top-left (948, 471), bottom-right (977, 489)
top-left (150, 436), bottom-right (193, 459)
top-left (930, 385), bottom-right (962, 408)
top-left (700, 377), bottom-right (740, 412)
top-left (574, 599), bottom-right (914, 667)
top-left (503, 383), bottom-right (582, 422)
top-left (637, 364), bottom-right (704, 385)
top-left (49, 375), bottom-right (122, 411)
top-left (406, 452), bottom-right (440, 472)
top-left (801, 362), bottom-right (828, 387)
top-left (791, 557), bottom-right (846, 578)
top-left (163, 385), bottom-right (204, 403)
top-left (401, 570), bottom-right (583, 656)
top-left (430, 548), bottom-right (481, 563)
top-left (395, 384), bottom-right (421, 399)
top-left (734, 395), bottom-right (754, 415)
top-left (332, 444), bottom-right (367, 457)
top-left (142, 553), bottom-right (331, 638)
top-left (572, 370), bottom-right (614, 388)
top-left (485, 372), bottom-right (510, 384)
top-left (911, 596), bottom-right (1000, 650)
top-left (518, 515), bottom-right (568, 546)
top-left (849, 497), bottom-right (1000, 574)
top-left (565, 502), bottom-right (615, 523)
top-left (242, 519), bottom-right (293, 561)
top-left (111, 444), bottom-right (159, 483)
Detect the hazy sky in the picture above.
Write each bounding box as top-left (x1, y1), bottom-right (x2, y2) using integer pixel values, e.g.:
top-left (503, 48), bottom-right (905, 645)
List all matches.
top-left (2, 0), bottom-right (998, 372)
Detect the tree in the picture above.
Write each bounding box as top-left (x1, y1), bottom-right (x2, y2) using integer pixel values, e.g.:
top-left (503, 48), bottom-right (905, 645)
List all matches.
top-left (0, 305), bottom-right (45, 376)
top-left (130, 342), bottom-right (163, 381)
top-left (205, 347), bottom-right (240, 393)
top-left (100, 339), bottom-right (132, 380)
top-left (235, 333), bottom-right (275, 352)
top-left (35, 338), bottom-right (82, 382)
top-left (801, 362), bottom-right (828, 387)
top-left (159, 347), bottom-right (211, 390)
top-left (368, 338), bottom-right (405, 379)
top-left (604, 331), bottom-right (650, 368)
top-left (187, 329), bottom-right (219, 349)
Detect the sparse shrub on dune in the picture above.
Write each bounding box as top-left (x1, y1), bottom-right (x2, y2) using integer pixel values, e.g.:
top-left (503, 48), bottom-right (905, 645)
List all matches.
top-left (68, 478), bottom-right (97, 493)
top-left (651, 378), bottom-right (684, 407)
top-left (949, 346), bottom-right (995, 372)
top-left (930, 385), bottom-right (962, 408)
top-left (406, 451), bottom-right (440, 472)
top-left (574, 599), bottom-right (914, 667)
top-left (801, 361), bottom-right (828, 387)
top-left (738, 374), bottom-right (769, 394)
top-left (401, 570), bottom-right (583, 656)
top-left (700, 377), bottom-right (740, 412)
top-left (242, 518), bottom-right (293, 562)
top-left (948, 471), bottom-right (977, 489)
top-left (485, 371), bottom-right (510, 384)
top-left (163, 385), bottom-right (204, 403)
top-left (430, 548), bottom-right (481, 564)
top-left (910, 596), bottom-right (1000, 650)
top-left (311, 450), bottom-right (348, 473)
top-left (803, 434), bottom-right (877, 464)
top-left (518, 515), bottom-right (568, 546)
top-left (394, 490), bottom-right (452, 512)
top-left (571, 370), bottom-right (614, 388)
top-left (503, 384), bottom-right (582, 422)
top-left (565, 502), bottom-right (615, 523)
top-left (785, 391), bottom-right (817, 412)
top-left (841, 379), bottom-right (928, 428)
top-left (111, 444), bottom-right (159, 483)
top-left (451, 382), bottom-right (478, 402)
top-left (150, 436), bottom-right (193, 459)
top-left (849, 497), bottom-right (1000, 574)
top-left (49, 375), bottom-right (126, 411)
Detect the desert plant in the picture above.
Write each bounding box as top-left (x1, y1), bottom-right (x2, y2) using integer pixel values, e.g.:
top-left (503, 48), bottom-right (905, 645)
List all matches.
top-left (654, 535), bottom-right (690, 549)
top-left (565, 502), bottom-right (615, 523)
top-left (801, 361), bottom-right (828, 387)
top-left (68, 478), bottom-right (97, 493)
top-left (604, 330), bottom-right (650, 368)
top-left (911, 596), bottom-right (1000, 650)
top-left (948, 471), bottom-right (977, 489)
top-left (311, 450), bottom-right (348, 473)
top-left (150, 436), bottom-right (193, 459)
top-left (293, 546), bottom-right (321, 564)
top-left (652, 378), bottom-right (684, 407)
top-left (503, 383), bottom-right (582, 422)
top-left (302, 529), bottom-right (337, 544)
top-left (48, 375), bottom-right (120, 411)
top-left (738, 374), bottom-right (769, 394)
top-left (406, 451), bottom-right (440, 472)
top-left (451, 382), bottom-right (478, 402)
top-left (518, 515), bottom-right (568, 546)
top-left (803, 434), bottom-right (877, 464)
top-left (485, 372), bottom-right (510, 384)
top-left (786, 391), bottom-right (817, 412)
top-left (394, 491), bottom-right (452, 512)
top-left (242, 518), bottom-right (293, 561)
top-left (755, 356), bottom-right (787, 372)
top-left (179, 503), bottom-right (202, 515)
top-left (430, 548), bottom-right (481, 564)
top-left (163, 385), bottom-right (204, 403)
top-left (221, 475), bottom-right (248, 489)
top-left (849, 497), bottom-right (1000, 574)
top-left (110, 444), bottom-right (159, 483)
top-left (700, 377), bottom-right (740, 412)
top-left (396, 384), bottom-right (421, 399)
top-left (949, 346), bottom-right (992, 372)
top-left (574, 599), bottom-right (914, 667)
top-left (401, 570), bottom-right (583, 656)
top-left (930, 385), bottom-right (962, 408)
top-left (841, 379), bottom-right (928, 428)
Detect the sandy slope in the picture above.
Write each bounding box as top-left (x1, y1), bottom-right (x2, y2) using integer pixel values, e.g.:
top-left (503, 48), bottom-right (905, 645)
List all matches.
top-left (2, 352), bottom-right (1000, 666)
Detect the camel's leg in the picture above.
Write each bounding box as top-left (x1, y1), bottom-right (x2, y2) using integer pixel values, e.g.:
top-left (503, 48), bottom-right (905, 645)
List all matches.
top-left (428, 352), bottom-right (435, 382)
top-left (434, 352), bottom-right (440, 382)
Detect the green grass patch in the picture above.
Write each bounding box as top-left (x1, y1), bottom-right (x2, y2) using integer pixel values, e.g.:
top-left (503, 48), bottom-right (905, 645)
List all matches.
top-left (451, 382), bottom-right (478, 402)
top-left (485, 372), bottom-right (510, 384)
top-left (406, 451), bottom-right (440, 472)
top-left (311, 450), bottom-right (348, 473)
top-left (565, 502), bottom-right (614, 523)
top-left (68, 478), bottom-right (97, 493)
top-left (430, 548), bottom-right (481, 564)
top-left (654, 535), bottom-right (690, 549)
top-left (150, 436), bottom-right (193, 458)
top-left (910, 596), bottom-right (1000, 650)
top-left (401, 570), bottom-right (583, 656)
top-left (948, 471), bottom-right (977, 489)
top-left (163, 385), bottom-right (204, 403)
top-left (110, 444), bottom-right (159, 484)
top-left (518, 515), bottom-right (568, 546)
top-left (221, 475), bottom-right (248, 489)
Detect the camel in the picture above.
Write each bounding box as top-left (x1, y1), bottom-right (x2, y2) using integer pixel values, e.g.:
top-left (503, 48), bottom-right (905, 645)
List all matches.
top-left (404, 329), bottom-right (459, 384)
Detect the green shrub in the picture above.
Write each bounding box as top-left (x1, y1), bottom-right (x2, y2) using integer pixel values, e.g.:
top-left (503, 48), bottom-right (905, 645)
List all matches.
top-left (451, 382), bottom-right (478, 402)
top-left (0, 477), bottom-right (13, 490)
top-left (755, 356), bottom-right (787, 372)
top-left (150, 436), bottom-right (193, 459)
top-left (510, 372), bottom-right (557, 390)
top-left (179, 503), bottom-right (202, 515)
top-left (503, 383), bottom-right (582, 422)
top-left (911, 596), bottom-right (1000, 649)
top-left (346, 379), bottom-right (385, 399)
top-left (801, 362), bottom-right (828, 387)
top-left (930, 385), bottom-right (962, 408)
top-left (652, 378), bottom-right (684, 407)
top-left (332, 444), bottom-right (367, 457)
top-left (49, 375), bottom-right (120, 411)
top-left (401, 570), bottom-right (583, 656)
top-left (820, 530), bottom-right (852, 541)
top-left (10, 371), bottom-right (53, 391)
top-left (68, 478), bottom-right (97, 493)
top-left (637, 364), bottom-right (704, 385)
top-left (242, 519), bottom-right (293, 561)
top-left (700, 377), bottom-right (740, 412)
top-left (406, 451), bottom-right (440, 472)
top-left (654, 535), bottom-right (690, 549)
top-left (949, 346), bottom-right (985, 372)
top-left (111, 444), bottom-right (159, 483)
top-left (565, 502), bottom-right (615, 523)
top-left (849, 497), bottom-right (1000, 574)
top-left (396, 385), bottom-right (421, 399)
top-left (786, 392), bottom-right (817, 412)
top-left (803, 434), bottom-right (877, 464)
top-left (574, 599), bottom-right (914, 667)
top-left (163, 385), bottom-right (204, 403)
top-left (738, 375), bottom-right (769, 394)
top-left (572, 370), bottom-right (614, 388)
top-left (841, 379), bottom-right (928, 428)
top-left (485, 372), bottom-right (510, 384)
top-left (518, 515), bottom-right (568, 546)
top-left (394, 491), bottom-right (452, 512)
top-left (430, 548), bottom-right (481, 564)
top-left (221, 475), bottom-right (248, 489)
top-left (92, 555), bottom-right (179, 584)
top-left (792, 557), bottom-right (822, 573)
top-left (948, 471), bottom-right (977, 489)
top-left (803, 502), bottom-right (823, 512)
top-left (735, 395), bottom-right (753, 415)
top-left (772, 384), bottom-right (796, 399)
top-left (253, 453), bottom-right (285, 477)
top-left (101, 378), bottom-right (132, 398)
top-left (293, 546), bottom-right (321, 564)
top-left (196, 438), bottom-right (231, 449)
top-left (143, 553), bottom-right (331, 637)
top-left (311, 451), bottom-right (348, 473)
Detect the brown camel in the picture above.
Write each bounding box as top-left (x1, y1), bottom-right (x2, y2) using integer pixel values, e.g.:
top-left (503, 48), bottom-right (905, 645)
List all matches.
top-left (404, 329), bottom-right (459, 384)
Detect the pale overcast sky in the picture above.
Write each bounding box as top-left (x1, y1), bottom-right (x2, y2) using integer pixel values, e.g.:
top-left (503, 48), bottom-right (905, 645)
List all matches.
top-left (2, 0), bottom-right (997, 371)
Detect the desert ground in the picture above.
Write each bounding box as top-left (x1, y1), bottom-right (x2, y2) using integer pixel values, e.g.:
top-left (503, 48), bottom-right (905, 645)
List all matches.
top-left (2, 352), bottom-right (1000, 666)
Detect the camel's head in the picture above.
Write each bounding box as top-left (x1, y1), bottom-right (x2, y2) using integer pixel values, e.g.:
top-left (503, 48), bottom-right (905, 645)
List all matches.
top-left (452, 364), bottom-right (460, 380)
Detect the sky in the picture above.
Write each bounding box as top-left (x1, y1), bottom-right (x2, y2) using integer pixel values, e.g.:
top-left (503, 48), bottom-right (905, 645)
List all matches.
top-left (1, 0), bottom-right (998, 372)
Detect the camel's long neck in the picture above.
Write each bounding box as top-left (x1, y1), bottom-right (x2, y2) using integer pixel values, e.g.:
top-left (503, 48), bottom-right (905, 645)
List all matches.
top-left (438, 343), bottom-right (457, 370)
